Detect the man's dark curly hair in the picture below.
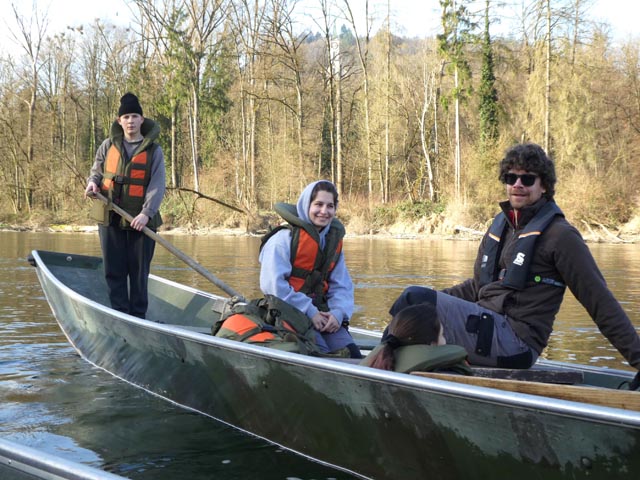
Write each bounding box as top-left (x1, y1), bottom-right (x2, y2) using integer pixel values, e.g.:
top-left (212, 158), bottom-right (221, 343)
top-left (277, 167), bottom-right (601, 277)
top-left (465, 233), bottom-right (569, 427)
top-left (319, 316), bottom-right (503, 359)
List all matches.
top-left (498, 143), bottom-right (556, 200)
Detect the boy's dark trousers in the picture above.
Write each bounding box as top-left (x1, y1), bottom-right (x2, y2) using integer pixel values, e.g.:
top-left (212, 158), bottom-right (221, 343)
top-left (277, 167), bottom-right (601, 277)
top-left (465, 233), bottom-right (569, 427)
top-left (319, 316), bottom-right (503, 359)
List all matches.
top-left (99, 218), bottom-right (156, 318)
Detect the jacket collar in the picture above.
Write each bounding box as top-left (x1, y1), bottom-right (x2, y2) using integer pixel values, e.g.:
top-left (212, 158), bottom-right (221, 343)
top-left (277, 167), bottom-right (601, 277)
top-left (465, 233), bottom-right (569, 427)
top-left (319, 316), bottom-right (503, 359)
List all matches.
top-left (499, 197), bottom-right (549, 229)
top-left (109, 118), bottom-right (160, 153)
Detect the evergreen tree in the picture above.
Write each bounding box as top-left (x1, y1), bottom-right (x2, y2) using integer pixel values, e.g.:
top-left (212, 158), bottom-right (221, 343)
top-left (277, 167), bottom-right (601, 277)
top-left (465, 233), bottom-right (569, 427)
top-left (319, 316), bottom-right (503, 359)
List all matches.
top-left (479, 0), bottom-right (498, 148)
top-left (438, 0), bottom-right (475, 198)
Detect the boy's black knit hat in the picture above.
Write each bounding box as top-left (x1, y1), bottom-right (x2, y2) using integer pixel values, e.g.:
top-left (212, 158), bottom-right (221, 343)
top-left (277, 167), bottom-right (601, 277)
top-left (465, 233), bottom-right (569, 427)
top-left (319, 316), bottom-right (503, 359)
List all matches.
top-left (118, 92), bottom-right (143, 116)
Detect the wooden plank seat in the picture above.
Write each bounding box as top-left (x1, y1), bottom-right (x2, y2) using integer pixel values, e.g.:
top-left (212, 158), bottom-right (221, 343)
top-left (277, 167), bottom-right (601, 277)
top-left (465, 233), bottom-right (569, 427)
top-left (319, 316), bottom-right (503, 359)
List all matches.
top-left (411, 371), bottom-right (640, 412)
top-left (470, 366), bottom-right (584, 385)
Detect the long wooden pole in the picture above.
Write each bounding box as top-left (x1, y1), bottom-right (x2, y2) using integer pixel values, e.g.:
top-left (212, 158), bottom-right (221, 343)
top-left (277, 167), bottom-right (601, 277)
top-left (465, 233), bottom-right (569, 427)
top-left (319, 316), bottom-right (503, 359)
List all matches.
top-left (93, 192), bottom-right (245, 301)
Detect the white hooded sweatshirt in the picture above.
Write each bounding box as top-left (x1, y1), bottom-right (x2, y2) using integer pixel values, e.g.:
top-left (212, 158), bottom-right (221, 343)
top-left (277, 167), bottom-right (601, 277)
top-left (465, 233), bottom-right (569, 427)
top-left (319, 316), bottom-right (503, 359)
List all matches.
top-left (258, 181), bottom-right (354, 323)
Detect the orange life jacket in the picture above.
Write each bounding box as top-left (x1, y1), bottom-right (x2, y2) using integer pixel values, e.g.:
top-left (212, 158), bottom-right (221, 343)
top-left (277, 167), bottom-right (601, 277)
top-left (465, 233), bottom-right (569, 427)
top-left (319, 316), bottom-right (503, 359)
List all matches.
top-left (260, 203), bottom-right (345, 311)
top-left (101, 143), bottom-right (156, 215)
top-left (218, 311), bottom-right (298, 343)
top-left (288, 226), bottom-right (343, 296)
top-left (213, 295), bottom-right (321, 355)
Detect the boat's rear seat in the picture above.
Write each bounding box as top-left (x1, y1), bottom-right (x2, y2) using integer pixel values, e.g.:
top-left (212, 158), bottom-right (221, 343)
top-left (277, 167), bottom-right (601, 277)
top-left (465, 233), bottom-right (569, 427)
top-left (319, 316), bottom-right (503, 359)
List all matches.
top-left (470, 366), bottom-right (584, 384)
top-left (332, 358), bottom-right (585, 384)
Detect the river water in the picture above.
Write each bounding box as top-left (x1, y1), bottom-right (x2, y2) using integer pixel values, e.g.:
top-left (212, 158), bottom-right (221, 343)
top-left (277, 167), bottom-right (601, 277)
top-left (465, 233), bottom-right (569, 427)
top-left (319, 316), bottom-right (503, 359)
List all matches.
top-left (1, 230), bottom-right (639, 478)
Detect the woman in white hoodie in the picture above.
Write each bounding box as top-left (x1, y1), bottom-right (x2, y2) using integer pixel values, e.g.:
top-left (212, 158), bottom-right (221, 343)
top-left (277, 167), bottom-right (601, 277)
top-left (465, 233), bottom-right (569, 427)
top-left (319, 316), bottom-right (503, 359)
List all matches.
top-left (259, 181), bottom-right (361, 358)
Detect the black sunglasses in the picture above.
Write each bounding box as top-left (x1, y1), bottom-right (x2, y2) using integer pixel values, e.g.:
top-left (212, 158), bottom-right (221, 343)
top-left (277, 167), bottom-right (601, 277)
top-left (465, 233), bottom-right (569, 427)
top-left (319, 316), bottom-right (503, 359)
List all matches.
top-left (503, 173), bottom-right (538, 187)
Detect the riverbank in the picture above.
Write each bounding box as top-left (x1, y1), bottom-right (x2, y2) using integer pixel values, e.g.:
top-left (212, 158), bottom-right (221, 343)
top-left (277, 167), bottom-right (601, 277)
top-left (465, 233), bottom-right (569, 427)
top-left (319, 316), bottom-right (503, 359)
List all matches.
top-left (3, 218), bottom-right (640, 243)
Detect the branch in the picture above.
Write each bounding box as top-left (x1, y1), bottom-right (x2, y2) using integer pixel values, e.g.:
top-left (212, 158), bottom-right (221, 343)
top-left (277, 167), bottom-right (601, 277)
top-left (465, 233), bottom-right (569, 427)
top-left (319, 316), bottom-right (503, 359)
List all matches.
top-left (167, 187), bottom-right (247, 214)
top-left (595, 222), bottom-right (631, 243)
top-left (580, 219), bottom-right (601, 242)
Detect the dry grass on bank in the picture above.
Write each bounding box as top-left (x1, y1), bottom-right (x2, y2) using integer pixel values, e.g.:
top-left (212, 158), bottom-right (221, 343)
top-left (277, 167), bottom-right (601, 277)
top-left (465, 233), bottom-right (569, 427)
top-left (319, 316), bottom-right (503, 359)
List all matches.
top-left (2, 185), bottom-right (640, 244)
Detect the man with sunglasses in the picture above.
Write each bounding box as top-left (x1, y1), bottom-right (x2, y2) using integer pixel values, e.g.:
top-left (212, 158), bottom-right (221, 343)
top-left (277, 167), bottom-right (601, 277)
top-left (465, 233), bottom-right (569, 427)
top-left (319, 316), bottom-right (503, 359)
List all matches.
top-left (388, 143), bottom-right (640, 389)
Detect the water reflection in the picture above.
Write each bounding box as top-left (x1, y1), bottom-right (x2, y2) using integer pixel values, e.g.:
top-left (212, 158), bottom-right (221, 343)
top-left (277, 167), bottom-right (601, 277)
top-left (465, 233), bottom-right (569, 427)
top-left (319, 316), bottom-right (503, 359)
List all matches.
top-left (0, 231), bottom-right (358, 479)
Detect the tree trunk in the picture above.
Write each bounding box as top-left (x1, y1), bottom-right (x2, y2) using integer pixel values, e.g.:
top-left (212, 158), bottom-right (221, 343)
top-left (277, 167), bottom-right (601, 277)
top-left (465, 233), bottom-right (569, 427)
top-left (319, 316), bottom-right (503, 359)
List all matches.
top-left (171, 100), bottom-right (178, 188)
top-left (384, 0), bottom-right (391, 203)
top-left (420, 68), bottom-right (436, 202)
top-left (343, 0), bottom-right (372, 202)
top-left (190, 84), bottom-right (200, 192)
top-left (335, 45), bottom-right (343, 195)
top-left (454, 65), bottom-right (461, 199)
top-left (544, 0), bottom-right (551, 152)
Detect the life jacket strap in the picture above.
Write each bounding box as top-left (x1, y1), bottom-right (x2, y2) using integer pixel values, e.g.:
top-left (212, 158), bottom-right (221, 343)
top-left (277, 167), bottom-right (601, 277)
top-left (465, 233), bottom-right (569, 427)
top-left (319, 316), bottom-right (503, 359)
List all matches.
top-left (532, 275), bottom-right (565, 288)
top-left (498, 269), bottom-right (565, 288)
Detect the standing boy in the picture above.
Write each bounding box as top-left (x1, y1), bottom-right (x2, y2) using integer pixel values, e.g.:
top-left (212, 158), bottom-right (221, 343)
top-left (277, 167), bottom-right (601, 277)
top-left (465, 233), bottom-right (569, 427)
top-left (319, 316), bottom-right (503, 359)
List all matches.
top-left (85, 93), bottom-right (165, 318)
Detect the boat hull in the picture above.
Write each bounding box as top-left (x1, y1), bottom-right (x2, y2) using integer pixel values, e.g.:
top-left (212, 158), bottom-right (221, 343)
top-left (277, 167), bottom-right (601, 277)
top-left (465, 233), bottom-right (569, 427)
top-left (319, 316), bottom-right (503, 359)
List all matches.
top-left (31, 250), bottom-right (640, 480)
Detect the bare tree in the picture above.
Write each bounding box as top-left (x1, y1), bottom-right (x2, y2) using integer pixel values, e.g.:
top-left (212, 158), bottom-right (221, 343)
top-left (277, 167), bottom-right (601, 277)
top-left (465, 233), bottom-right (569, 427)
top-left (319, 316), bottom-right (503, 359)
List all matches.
top-left (438, 0), bottom-right (473, 200)
top-left (420, 66), bottom-right (437, 202)
top-left (265, 0), bottom-right (309, 191)
top-left (383, 0), bottom-right (391, 203)
top-left (342, 0), bottom-right (374, 202)
top-left (0, 63), bottom-right (25, 214)
top-left (8, 2), bottom-right (49, 211)
top-left (229, 0), bottom-right (270, 206)
top-left (544, 0), bottom-right (551, 151)
top-left (318, 0), bottom-right (344, 194)
top-left (39, 32), bottom-right (79, 212)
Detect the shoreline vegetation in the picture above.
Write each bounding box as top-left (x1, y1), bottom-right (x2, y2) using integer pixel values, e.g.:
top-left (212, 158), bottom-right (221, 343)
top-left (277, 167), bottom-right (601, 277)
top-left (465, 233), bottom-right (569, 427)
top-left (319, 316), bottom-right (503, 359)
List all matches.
top-left (4, 206), bottom-right (640, 244)
top-left (3, 4), bottom-right (640, 248)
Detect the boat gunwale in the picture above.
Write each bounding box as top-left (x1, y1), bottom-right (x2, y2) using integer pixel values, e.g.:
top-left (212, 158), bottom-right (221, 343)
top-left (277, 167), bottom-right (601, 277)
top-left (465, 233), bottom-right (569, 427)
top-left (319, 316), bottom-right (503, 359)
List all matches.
top-left (0, 437), bottom-right (126, 480)
top-left (32, 249), bottom-right (640, 428)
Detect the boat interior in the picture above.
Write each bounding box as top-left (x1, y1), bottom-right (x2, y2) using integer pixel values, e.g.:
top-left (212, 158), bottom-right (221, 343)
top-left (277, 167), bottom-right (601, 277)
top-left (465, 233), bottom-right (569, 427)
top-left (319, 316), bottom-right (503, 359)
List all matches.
top-left (33, 250), bottom-right (640, 412)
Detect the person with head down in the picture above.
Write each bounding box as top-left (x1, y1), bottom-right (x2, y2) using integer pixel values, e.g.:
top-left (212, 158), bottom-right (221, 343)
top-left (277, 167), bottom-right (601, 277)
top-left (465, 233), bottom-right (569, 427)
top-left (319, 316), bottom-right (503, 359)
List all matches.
top-left (362, 303), bottom-right (471, 375)
top-left (84, 92), bottom-right (165, 319)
